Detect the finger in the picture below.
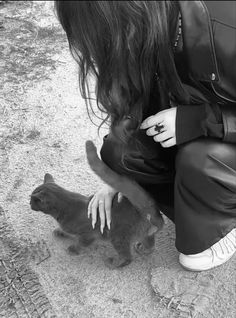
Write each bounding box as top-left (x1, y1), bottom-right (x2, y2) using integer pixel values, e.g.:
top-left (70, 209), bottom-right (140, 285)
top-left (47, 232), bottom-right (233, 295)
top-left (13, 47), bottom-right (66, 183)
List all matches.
top-left (88, 196), bottom-right (95, 218)
top-left (153, 131), bottom-right (173, 143)
top-left (146, 124), bottom-right (166, 137)
top-left (140, 115), bottom-right (164, 130)
top-left (98, 201), bottom-right (105, 233)
top-left (104, 198), bottom-right (112, 230)
top-left (160, 137), bottom-right (176, 148)
top-left (91, 200), bottom-right (98, 229)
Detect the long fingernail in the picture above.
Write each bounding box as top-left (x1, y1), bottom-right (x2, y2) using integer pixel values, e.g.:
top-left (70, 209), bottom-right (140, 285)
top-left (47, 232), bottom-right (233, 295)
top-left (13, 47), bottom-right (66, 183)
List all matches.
top-left (92, 222), bottom-right (95, 229)
top-left (100, 227), bottom-right (103, 234)
top-left (107, 222), bottom-right (111, 230)
top-left (117, 193), bottom-right (122, 203)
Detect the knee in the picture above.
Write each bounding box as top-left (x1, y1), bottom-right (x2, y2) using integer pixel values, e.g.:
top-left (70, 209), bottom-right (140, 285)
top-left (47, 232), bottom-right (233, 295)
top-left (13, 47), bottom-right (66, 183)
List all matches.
top-left (176, 139), bottom-right (207, 175)
top-left (100, 134), bottom-right (124, 173)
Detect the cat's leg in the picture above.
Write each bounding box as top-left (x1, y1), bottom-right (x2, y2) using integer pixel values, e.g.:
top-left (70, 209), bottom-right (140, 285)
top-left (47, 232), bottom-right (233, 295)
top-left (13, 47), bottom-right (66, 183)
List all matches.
top-left (105, 230), bottom-right (132, 269)
top-left (80, 234), bottom-right (95, 247)
top-left (67, 233), bottom-right (95, 254)
top-left (67, 236), bottom-right (81, 255)
top-left (53, 228), bottom-right (71, 239)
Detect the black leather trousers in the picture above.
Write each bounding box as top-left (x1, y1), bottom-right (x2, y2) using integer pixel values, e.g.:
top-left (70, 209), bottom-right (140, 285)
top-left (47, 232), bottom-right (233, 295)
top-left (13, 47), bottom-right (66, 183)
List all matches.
top-left (100, 131), bottom-right (236, 254)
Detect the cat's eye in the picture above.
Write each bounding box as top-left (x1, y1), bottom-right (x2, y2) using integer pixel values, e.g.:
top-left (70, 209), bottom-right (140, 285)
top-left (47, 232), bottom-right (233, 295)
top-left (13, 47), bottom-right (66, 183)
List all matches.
top-left (31, 194), bottom-right (41, 203)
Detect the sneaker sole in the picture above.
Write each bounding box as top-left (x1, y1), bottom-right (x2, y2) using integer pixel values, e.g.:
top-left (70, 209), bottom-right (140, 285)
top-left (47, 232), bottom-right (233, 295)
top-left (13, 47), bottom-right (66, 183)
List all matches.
top-left (179, 252), bottom-right (235, 272)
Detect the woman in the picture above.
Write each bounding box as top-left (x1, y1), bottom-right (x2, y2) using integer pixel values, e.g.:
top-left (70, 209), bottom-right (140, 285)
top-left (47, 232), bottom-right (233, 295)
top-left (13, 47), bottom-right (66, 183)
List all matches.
top-left (55, 1), bottom-right (236, 271)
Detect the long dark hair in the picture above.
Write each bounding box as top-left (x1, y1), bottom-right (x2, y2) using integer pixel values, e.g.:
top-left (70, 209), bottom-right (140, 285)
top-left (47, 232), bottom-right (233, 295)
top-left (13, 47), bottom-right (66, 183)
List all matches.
top-left (55, 1), bottom-right (190, 142)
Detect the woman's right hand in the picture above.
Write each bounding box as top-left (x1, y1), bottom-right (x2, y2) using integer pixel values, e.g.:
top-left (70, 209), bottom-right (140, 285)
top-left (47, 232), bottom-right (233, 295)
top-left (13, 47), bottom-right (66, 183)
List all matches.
top-left (88, 184), bottom-right (118, 233)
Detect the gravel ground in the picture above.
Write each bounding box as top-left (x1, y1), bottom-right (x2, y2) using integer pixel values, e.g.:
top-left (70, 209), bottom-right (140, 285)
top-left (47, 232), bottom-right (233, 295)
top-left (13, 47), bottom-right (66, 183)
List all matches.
top-left (0, 2), bottom-right (235, 318)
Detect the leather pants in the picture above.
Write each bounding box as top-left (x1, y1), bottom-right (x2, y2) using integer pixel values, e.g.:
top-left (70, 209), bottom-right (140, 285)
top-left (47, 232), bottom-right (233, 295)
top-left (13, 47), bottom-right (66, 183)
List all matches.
top-left (100, 131), bottom-right (236, 254)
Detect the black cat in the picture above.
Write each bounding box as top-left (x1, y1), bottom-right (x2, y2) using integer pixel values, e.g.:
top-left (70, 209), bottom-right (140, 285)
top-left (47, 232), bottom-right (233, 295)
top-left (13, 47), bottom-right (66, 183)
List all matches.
top-left (30, 141), bottom-right (163, 269)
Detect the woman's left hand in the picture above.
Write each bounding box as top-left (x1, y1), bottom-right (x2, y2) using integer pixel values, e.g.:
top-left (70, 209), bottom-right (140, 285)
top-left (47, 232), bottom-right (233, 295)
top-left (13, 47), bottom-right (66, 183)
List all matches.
top-left (140, 107), bottom-right (177, 148)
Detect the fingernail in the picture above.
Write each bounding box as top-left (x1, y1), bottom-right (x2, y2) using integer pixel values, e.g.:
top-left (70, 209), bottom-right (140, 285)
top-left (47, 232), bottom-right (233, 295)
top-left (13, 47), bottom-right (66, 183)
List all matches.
top-left (92, 222), bottom-right (95, 229)
top-left (108, 222), bottom-right (111, 230)
top-left (118, 193), bottom-right (122, 203)
top-left (100, 227), bottom-right (103, 234)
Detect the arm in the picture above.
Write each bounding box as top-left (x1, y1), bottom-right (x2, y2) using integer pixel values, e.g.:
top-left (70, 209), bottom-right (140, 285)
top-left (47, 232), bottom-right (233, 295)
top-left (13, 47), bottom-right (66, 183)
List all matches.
top-left (141, 98), bottom-right (236, 148)
top-left (176, 102), bottom-right (236, 145)
top-left (176, 102), bottom-right (223, 144)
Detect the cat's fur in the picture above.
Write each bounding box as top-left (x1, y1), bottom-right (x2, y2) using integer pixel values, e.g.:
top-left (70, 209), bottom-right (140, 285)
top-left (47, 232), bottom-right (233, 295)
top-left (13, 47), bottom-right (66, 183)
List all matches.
top-left (30, 141), bottom-right (163, 268)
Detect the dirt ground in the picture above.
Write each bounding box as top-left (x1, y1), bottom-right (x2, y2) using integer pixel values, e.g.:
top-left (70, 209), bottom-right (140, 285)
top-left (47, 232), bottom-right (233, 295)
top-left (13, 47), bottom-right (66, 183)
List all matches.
top-left (0, 1), bottom-right (235, 318)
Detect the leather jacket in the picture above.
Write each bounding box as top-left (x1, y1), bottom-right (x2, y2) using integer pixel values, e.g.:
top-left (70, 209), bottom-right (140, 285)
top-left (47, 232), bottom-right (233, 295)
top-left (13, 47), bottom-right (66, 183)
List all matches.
top-left (176, 1), bottom-right (236, 143)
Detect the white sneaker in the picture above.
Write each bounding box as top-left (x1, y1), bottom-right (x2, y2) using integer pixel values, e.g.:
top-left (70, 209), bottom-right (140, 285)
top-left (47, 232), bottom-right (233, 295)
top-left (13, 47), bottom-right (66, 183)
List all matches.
top-left (179, 229), bottom-right (236, 271)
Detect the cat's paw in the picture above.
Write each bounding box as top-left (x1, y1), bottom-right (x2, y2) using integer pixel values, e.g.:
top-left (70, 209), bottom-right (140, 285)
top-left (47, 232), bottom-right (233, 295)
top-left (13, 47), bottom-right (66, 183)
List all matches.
top-left (67, 245), bottom-right (80, 255)
top-left (134, 242), bottom-right (154, 256)
top-left (53, 228), bottom-right (67, 238)
top-left (134, 242), bottom-right (145, 255)
top-left (104, 256), bottom-right (131, 269)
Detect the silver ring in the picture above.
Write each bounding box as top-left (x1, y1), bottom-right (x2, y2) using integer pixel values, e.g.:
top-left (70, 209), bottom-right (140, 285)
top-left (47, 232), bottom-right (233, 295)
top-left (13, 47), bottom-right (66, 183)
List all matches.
top-left (154, 124), bottom-right (164, 134)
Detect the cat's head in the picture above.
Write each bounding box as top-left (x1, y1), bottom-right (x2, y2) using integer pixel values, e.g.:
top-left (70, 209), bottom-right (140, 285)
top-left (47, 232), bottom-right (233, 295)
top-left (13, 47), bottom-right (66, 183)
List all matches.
top-left (30, 173), bottom-right (60, 214)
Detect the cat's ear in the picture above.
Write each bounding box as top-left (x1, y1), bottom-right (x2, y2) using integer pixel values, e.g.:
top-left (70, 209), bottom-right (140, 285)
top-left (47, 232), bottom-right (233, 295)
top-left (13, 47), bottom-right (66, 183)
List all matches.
top-left (44, 173), bottom-right (55, 184)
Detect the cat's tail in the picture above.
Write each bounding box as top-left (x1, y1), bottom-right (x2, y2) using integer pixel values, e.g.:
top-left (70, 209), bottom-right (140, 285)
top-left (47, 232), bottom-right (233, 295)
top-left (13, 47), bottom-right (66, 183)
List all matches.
top-left (85, 140), bottom-right (163, 230)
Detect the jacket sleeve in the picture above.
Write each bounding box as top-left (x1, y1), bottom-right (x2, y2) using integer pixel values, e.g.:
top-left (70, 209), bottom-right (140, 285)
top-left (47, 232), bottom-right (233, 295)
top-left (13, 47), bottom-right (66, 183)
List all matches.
top-left (221, 105), bottom-right (236, 143)
top-left (175, 102), bottom-right (225, 145)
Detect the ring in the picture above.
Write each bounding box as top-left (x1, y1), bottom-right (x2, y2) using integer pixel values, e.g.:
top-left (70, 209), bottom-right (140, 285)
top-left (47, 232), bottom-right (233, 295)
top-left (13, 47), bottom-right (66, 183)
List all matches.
top-left (98, 201), bottom-right (104, 205)
top-left (154, 124), bottom-right (164, 134)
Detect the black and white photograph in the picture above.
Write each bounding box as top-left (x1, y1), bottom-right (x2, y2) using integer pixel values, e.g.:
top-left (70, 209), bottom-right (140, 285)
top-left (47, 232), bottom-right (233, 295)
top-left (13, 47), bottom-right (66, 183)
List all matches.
top-left (0, 1), bottom-right (236, 317)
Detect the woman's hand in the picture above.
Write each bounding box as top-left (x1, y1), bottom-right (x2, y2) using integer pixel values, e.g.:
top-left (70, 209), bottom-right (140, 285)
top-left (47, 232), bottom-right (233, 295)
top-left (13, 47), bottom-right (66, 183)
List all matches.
top-left (88, 184), bottom-right (118, 233)
top-left (140, 107), bottom-right (177, 148)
